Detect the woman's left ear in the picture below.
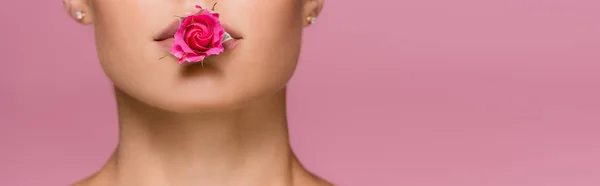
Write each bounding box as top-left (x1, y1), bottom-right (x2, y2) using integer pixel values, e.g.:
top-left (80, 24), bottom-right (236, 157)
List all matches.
top-left (303, 0), bottom-right (324, 27)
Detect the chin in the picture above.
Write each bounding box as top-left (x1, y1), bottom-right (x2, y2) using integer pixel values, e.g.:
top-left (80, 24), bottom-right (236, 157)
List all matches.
top-left (148, 94), bottom-right (251, 113)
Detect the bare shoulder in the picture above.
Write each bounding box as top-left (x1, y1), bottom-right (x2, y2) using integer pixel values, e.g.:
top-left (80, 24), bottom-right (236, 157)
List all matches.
top-left (70, 177), bottom-right (94, 186)
top-left (70, 169), bottom-right (113, 186)
top-left (310, 173), bottom-right (335, 186)
top-left (291, 166), bottom-right (335, 186)
top-left (312, 178), bottom-right (335, 186)
top-left (72, 171), bottom-right (333, 186)
top-left (294, 174), bottom-right (335, 186)
top-left (291, 156), bottom-right (335, 186)
top-left (70, 174), bottom-right (100, 186)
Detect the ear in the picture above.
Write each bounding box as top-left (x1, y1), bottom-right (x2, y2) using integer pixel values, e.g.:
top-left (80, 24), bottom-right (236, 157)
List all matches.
top-left (63, 0), bottom-right (93, 25)
top-left (302, 0), bottom-right (324, 27)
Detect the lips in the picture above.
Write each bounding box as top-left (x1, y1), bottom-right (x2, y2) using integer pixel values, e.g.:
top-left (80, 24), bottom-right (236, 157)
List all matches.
top-left (153, 19), bottom-right (181, 42)
top-left (222, 39), bottom-right (238, 49)
top-left (220, 24), bottom-right (242, 40)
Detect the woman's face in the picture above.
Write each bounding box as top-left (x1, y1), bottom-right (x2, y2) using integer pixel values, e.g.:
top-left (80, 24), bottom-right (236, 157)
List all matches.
top-left (64, 0), bottom-right (323, 112)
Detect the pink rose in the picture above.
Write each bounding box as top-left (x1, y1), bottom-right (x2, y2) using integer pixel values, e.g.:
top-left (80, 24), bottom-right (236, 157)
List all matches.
top-left (171, 5), bottom-right (225, 64)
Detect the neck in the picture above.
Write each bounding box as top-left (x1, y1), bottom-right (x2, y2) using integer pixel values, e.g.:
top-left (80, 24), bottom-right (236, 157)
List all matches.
top-left (105, 88), bottom-right (296, 186)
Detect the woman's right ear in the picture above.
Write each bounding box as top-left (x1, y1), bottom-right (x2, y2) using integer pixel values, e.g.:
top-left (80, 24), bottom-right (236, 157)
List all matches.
top-left (302, 0), bottom-right (324, 27)
top-left (63, 0), bottom-right (93, 25)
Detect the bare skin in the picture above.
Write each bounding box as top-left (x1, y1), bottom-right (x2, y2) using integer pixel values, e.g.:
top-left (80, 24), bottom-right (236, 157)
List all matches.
top-left (62, 0), bottom-right (329, 185)
top-left (69, 90), bottom-right (333, 186)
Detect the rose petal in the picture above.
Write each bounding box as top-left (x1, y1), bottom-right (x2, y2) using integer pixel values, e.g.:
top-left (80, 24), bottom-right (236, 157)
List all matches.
top-left (188, 37), bottom-right (211, 52)
top-left (194, 38), bottom-right (213, 50)
top-left (195, 11), bottom-right (220, 24)
top-left (178, 59), bottom-right (186, 64)
top-left (170, 45), bottom-right (186, 58)
top-left (185, 53), bottom-right (207, 63)
top-left (211, 25), bottom-right (225, 46)
top-left (188, 18), bottom-right (216, 47)
top-left (205, 46), bottom-right (224, 56)
top-left (173, 17), bottom-right (196, 54)
top-left (186, 30), bottom-right (201, 43)
top-left (188, 24), bottom-right (212, 41)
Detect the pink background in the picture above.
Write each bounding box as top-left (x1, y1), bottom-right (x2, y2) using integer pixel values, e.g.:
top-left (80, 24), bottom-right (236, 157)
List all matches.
top-left (1, 0), bottom-right (600, 185)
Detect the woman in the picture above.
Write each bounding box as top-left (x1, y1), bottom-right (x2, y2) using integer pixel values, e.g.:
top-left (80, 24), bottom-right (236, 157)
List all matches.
top-left (62, 0), bottom-right (330, 185)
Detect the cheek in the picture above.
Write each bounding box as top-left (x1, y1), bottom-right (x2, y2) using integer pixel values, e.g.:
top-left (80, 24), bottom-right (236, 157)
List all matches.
top-left (93, 0), bottom-right (149, 71)
top-left (91, 0), bottom-right (183, 106)
top-left (225, 0), bottom-right (304, 87)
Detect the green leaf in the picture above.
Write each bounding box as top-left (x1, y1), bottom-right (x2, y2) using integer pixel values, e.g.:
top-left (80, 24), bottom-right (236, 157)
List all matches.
top-left (222, 31), bottom-right (233, 43)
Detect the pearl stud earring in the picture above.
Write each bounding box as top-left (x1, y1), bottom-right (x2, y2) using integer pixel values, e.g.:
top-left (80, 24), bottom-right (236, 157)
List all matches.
top-left (75, 11), bottom-right (85, 20)
top-left (307, 16), bottom-right (316, 25)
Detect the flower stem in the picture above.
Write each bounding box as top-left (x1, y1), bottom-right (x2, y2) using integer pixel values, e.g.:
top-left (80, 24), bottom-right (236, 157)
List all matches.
top-left (159, 53), bottom-right (169, 60)
top-left (211, 2), bottom-right (218, 11)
